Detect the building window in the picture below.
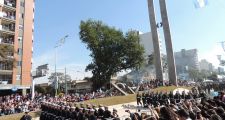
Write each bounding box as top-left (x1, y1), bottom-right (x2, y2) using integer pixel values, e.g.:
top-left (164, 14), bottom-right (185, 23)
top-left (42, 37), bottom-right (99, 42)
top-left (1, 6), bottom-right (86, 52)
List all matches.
top-left (19, 25), bottom-right (23, 30)
top-left (20, 1), bottom-right (25, 7)
top-left (17, 61), bottom-right (22, 66)
top-left (16, 75), bottom-right (21, 80)
top-left (18, 37), bottom-right (23, 42)
top-left (19, 13), bottom-right (24, 19)
top-left (17, 48), bottom-right (22, 55)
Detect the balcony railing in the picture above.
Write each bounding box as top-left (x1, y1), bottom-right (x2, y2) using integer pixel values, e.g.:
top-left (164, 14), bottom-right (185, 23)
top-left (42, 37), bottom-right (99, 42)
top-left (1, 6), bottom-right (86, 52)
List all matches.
top-left (4, 0), bottom-right (16, 8)
top-left (0, 24), bottom-right (15, 34)
top-left (0, 65), bottom-right (13, 70)
top-left (0, 79), bottom-right (12, 84)
top-left (2, 25), bottom-right (15, 31)
top-left (4, 15), bottom-right (15, 20)
top-left (0, 38), bottom-right (14, 45)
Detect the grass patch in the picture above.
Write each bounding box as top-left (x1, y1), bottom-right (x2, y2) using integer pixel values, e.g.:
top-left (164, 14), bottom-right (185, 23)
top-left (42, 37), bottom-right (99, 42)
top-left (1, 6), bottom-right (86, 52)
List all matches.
top-left (82, 94), bottom-right (136, 106)
top-left (152, 86), bottom-right (192, 93)
top-left (82, 86), bottom-right (192, 106)
top-left (0, 86), bottom-right (192, 119)
top-left (0, 111), bottom-right (41, 120)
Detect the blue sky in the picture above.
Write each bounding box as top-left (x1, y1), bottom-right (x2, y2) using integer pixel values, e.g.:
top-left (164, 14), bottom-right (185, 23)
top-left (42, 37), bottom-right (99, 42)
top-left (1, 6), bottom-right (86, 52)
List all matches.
top-left (33, 0), bottom-right (225, 82)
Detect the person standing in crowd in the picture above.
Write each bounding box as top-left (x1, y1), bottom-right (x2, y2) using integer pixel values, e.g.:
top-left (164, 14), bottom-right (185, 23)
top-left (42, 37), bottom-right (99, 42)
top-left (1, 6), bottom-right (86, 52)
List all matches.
top-left (181, 91), bottom-right (186, 100)
top-left (146, 92), bottom-right (151, 106)
top-left (158, 91), bottom-right (163, 105)
top-left (92, 104), bottom-right (98, 116)
top-left (77, 108), bottom-right (84, 120)
top-left (103, 106), bottom-right (112, 119)
top-left (112, 108), bottom-right (119, 118)
top-left (174, 91), bottom-right (181, 104)
top-left (89, 109), bottom-right (97, 120)
top-left (20, 111), bottom-right (32, 120)
top-left (136, 92), bottom-right (142, 106)
top-left (219, 92), bottom-right (225, 102)
top-left (98, 104), bottom-right (104, 119)
top-left (142, 92), bottom-right (146, 107)
top-left (162, 92), bottom-right (168, 105)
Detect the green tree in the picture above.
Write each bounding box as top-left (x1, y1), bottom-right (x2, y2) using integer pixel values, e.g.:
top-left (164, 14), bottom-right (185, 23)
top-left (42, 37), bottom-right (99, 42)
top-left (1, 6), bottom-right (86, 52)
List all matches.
top-left (208, 72), bottom-right (218, 81)
top-left (48, 72), bottom-right (72, 92)
top-left (79, 19), bottom-right (145, 90)
top-left (188, 68), bottom-right (201, 81)
top-left (199, 70), bottom-right (210, 80)
top-left (147, 54), bottom-right (154, 65)
top-left (48, 72), bottom-right (72, 83)
top-left (45, 86), bottom-right (55, 95)
top-left (35, 85), bottom-right (46, 94)
top-left (147, 53), bottom-right (167, 72)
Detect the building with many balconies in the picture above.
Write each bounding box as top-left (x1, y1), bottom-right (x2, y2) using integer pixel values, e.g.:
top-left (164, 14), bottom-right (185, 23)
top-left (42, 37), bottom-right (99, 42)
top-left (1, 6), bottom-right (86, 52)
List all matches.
top-left (0, 0), bottom-right (34, 95)
top-left (175, 49), bottom-right (199, 80)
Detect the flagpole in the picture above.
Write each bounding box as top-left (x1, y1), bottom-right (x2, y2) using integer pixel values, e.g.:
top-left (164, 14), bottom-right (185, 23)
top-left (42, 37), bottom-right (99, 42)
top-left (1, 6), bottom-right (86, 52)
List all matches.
top-left (54, 35), bottom-right (69, 96)
top-left (54, 46), bottom-right (57, 96)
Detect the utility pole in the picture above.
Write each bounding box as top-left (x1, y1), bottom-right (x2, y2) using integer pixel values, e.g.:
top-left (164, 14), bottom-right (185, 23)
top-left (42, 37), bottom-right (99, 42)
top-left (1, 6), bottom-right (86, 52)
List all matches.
top-left (147, 0), bottom-right (164, 83)
top-left (65, 67), bottom-right (67, 95)
top-left (159, 0), bottom-right (177, 85)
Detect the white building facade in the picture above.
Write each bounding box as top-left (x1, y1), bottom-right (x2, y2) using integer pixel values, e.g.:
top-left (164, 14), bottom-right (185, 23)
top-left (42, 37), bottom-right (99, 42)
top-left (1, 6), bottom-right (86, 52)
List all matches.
top-left (199, 59), bottom-right (214, 72)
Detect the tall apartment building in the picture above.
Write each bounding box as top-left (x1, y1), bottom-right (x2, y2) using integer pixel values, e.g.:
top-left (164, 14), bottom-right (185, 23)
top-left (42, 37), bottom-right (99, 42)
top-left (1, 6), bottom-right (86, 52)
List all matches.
top-left (139, 32), bottom-right (163, 61)
top-left (0, 0), bottom-right (34, 95)
top-left (175, 49), bottom-right (199, 74)
top-left (199, 59), bottom-right (214, 72)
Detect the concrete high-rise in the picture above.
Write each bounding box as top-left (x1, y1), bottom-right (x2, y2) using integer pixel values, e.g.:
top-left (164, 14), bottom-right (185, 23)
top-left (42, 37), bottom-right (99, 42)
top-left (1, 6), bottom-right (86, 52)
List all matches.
top-left (199, 59), bottom-right (214, 72)
top-left (175, 49), bottom-right (199, 74)
top-left (0, 0), bottom-right (34, 95)
top-left (139, 32), bottom-right (163, 60)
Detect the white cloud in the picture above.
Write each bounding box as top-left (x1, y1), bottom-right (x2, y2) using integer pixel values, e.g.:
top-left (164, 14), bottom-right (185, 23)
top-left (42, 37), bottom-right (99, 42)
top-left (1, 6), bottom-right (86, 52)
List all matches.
top-left (32, 50), bottom-right (55, 70)
top-left (199, 44), bottom-right (224, 67)
top-left (33, 57), bottom-right (93, 84)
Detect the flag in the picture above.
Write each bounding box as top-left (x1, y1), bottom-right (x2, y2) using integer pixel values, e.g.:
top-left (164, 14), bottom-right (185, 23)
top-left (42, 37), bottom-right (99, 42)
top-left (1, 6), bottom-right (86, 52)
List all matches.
top-left (194, 0), bottom-right (208, 8)
top-left (59, 35), bottom-right (68, 44)
top-left (221, 42), bottom-right (225, 52)
top-left (55, 35), bottom-right (69, 47)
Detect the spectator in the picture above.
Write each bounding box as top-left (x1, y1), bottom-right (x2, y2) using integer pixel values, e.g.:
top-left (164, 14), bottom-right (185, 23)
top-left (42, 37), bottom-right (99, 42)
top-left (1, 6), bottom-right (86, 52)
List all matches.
top-left (20, 110), bottom-right (32, 120)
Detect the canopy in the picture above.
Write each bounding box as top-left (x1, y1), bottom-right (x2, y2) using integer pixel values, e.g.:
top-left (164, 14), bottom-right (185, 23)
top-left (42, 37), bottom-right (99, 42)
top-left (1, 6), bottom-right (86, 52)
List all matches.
top-left (173, 88), bottom-right (190, 95)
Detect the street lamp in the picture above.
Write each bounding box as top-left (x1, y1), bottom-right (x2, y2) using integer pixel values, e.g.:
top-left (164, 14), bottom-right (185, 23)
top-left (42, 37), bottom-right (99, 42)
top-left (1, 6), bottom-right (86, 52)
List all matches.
top-left (54, 35), bottom-right (69, 96)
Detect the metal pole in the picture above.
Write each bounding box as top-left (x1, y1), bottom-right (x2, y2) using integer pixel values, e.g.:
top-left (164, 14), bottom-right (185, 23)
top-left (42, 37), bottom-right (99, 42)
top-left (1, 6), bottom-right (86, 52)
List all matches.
top-left (31, 77), bottom-right (35, 100)
top-left (65, 67), bottom-right (67, 95)
top-left (54, 35), bottom-right (69, 96)
top-left (55, 47), bottom-right (58, 96)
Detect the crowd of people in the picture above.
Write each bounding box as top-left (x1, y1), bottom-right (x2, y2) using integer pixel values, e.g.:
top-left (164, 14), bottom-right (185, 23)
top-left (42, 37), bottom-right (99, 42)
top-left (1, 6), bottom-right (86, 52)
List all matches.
top-left (1, 80), bottom-right (225, 120)
top-left (0, 89), bottom-right (120, 116)
top-left (138, 79), bottom-right (164, 91)
top-left (0, 94), bottom-right (39, 116)
top-left (131, 87), bottom-right (225, 120)
top-left (138, 79), bottom-right (192, 92)
top-left (40, 102), bottom-right (119, 120)
top-left (39, 87), bottom-right (225, 120)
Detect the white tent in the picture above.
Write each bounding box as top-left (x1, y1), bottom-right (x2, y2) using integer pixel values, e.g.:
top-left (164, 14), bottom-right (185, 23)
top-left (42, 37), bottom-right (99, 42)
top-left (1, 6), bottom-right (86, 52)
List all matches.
top-left (173, 88), bottom-right (190, 95)
top-left (203, 80), bottom-right (213, 83)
